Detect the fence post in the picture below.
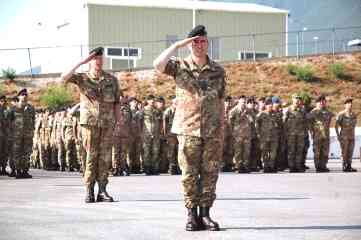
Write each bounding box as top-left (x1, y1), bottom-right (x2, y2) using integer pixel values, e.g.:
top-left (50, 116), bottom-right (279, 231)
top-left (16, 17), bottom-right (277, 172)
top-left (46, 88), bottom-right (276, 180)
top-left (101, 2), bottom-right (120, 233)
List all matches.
top-left (296, 31), bottom-right (300, 59)
top-left (27, 48), bottom-right (33, 78)
top-left (332, 27), bottom-right (336, 57)
top-left (251, 34), bottom-right (256, 62)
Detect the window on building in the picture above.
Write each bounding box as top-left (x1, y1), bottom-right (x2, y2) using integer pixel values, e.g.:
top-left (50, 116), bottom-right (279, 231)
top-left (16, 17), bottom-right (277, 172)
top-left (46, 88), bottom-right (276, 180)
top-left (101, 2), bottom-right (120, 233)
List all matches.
top-left (238, 51), bottom-right (272, 60)
top-left (105, 47), bottom-right (142, 59)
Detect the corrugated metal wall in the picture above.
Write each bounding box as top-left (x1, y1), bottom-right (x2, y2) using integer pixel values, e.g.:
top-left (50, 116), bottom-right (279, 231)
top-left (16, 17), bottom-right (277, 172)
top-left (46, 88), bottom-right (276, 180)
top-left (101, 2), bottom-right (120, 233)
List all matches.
top-left (87, 4), bottom-right (286, 69)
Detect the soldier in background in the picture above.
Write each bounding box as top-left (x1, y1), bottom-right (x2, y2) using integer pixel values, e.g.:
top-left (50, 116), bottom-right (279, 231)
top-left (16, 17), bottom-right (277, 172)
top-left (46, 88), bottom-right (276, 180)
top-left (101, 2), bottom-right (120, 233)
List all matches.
top-left (163, 96), bottom-right (180, 175)
top-left (222, 96), bottom-right (235, 172)
top-left (308, 95), bottom-right (334, 172)
top-left (230, 97), bottom-right (256, 173)
top-left (249, 96), bottom-right (261, 172)
top-left (140, 95), bottom-right (161, 175)
top-left (156, 96), bottom-right (169, 173)
top-left (335, 98), bottom-right (357, 172)
top-left (63, 108), bottom-right (78, 171)
top-left (31, 111), bottom-right (43, 169)
top-left (6, 96), bottom-right (18, 176)
top-left (0, 95), bottom-right (8, 175)
top-left (13, 89), bottom-right (35, 178)
top-left (49, 111), bottom-right (58, 170)
top-left (283, 94), bottom-right (307, 173)
top-left (112, 95), bottom-right (132, 176)
top-left (272, 96), bottom-right (286, 171)
top-left (154, 25), bottom-right (224, 231)
top-left (256, 98), bottom-right (279, 173)
top-left (128, 97), bottom-right (142, 173)
top-left (56, 110), bottom-right (66, 171)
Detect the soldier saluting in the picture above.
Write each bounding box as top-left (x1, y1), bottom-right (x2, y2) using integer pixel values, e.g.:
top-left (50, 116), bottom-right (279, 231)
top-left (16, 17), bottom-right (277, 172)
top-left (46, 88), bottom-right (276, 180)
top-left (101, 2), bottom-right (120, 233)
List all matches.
top-left (61, 47), bottom-right (122, 203)
top-left (154, 25), bottom-right (225, 231)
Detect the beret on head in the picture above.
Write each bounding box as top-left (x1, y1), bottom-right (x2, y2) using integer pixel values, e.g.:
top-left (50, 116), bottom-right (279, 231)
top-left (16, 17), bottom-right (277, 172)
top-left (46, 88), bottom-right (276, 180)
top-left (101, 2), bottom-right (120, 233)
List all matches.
top-left (0, 95), bottom-right (6, 101)
top-left (265, 97), bottom-right (273, 105)
top-left (17, 88), bottom-right (28, 96)
top-left (272, 96), bottom-right (281, 104)
top-left (89, 47), bottom-right (104, 56)
top-left (344, 97), bottom-right (353, 104)
top-left (146, 94), bottom-right (155, 100)
top-left (187, 25), bottom-right (207, 38)
top-left (316, 95), bottom-right (326, 102)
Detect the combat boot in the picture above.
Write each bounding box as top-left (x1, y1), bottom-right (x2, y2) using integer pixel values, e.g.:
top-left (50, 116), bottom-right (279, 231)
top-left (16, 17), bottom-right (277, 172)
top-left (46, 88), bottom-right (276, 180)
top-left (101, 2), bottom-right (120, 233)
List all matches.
top-left (96, 183), bottom-right (114, 202)
top-left (186, 207), bottom-right (199, 231)
top-left (22, 171), bottom-right (33, 178)
top-left (199, 207), bottom-right (220, 231)
top-left (15, 170), bottom-right (23, 179)
top-left (8, 170), bottom-right (16, 177)
top-left (85, 183), bottom-right (95, 203)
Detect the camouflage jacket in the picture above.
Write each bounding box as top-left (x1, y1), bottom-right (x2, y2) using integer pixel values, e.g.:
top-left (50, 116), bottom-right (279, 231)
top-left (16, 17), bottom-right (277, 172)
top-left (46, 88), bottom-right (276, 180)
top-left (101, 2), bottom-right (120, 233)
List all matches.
top-left (66, 71), bottom-right (120, 127)
top-left (0, 105), bottom-right (6, 137)
top-left (335, 110), bottom-right (357, 139)
top-left (163, 106), bottom-right (176, 138)
top-left (256, 111), bottom-right (279, 141)
top-left (63, 116), bottom-right (76, 140)
top-left (283, 106), bottom-right (308, 137)
top-left (139, 106), bottom-right (161, 137)
top-left (307, 108), bottom-right (334, 139)
top-left (114, 103), bottom-right (132, 138)
top-left (164, 56), bottom-right (226, 138)
top-left (130, 109), bottom-right (142, 138)
top-left (230, 107), bottom-right (256, 140)
top-left (13, 103), bottom-right (35, 136)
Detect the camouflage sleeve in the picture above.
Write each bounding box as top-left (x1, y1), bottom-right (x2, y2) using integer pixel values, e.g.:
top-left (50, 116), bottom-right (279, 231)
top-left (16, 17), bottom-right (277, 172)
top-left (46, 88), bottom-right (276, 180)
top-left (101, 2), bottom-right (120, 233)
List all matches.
top-left (163, 57), bottom-right (180, 78)
top-left (66, 73), bottom-right (83, 85)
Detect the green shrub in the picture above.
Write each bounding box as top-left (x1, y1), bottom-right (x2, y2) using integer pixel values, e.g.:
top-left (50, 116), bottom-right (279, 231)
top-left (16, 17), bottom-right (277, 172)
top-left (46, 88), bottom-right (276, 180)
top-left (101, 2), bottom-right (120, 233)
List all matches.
top-left (39, 85), bottom-right (74, 110)
top-left (328, 63), bottom-right (346, 79)
top-left (1, 67), bottom-right (16, 81)
top-left (286, 64), bottom-right (298, 75)
top-left (295, 65), bottom-right (314, 82)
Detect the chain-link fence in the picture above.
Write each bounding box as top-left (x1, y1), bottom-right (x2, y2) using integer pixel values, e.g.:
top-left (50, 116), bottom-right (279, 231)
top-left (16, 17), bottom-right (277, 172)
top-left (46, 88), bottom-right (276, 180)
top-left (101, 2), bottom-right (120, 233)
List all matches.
top-left (1, 26), bottom-right (360, 75)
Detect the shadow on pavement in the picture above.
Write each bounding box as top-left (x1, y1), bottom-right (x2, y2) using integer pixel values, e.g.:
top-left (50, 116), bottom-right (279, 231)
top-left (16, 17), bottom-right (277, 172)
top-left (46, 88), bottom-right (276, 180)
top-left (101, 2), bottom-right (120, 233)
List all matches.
top-left (224, 225), bottom-right (361, 230)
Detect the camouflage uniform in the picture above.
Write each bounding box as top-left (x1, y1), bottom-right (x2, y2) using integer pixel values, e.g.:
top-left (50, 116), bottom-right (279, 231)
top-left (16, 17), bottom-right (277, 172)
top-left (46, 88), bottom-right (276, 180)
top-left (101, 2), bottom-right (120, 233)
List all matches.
top-left (308, 108), bottom-right (334, 170)
top-left (230, 107), bottom-right (256, 172)
top-left (283, 105), bottom-right (308, 171)
top-left (41, 114), bottom-right (52, 170)
top-left (273, 108), bottom-right (287, 170)
top-left (13, 103), bottom-right (35, 173)
top-left (335, 110), bottom-right (357, 170)
top-left (128, 109), bottom-right (142, 173)
top-left (63, 115), bottom-right (78, 171)
top-left (0, 105), bottom-right (7, 174)
top-left (112, 102), bottom-right (132, 175)
top-left (6, 106), bottom-right (16, 173)
top-left (66, 71), bottom-right (120, 188)
top-left (49, 115), bottom-right (58, 169)
top-left (158, 108), bottom-right (169, 173)
top-left (163, 56), bottom-right (225, 208)
top-left (222, 104), bottom-right (234, 171)
top-left (31, 113), bottom-right (42, 169)
top-left (55, 114), bottom-right (66, 170)
top-left (163, 106), bottom-right (179, 174)
top-left (256, 111), bottom-right (279, 172)
top-left (249, 109), bottom-right (261, 171)
top-left (139, 106), bottom-right (161, 174)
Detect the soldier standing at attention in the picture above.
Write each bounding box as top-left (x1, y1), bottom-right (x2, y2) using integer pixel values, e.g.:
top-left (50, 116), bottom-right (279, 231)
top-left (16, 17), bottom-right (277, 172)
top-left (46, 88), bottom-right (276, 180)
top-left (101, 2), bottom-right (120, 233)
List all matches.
top-left (307, 95), bottom-right (334, 172)
top-left (0, 95), bottom-right (8, 176)
top-left (283, 94), bottom-right (308, 173)
top-left (156, 96), bottom-right (168, 173)
top-left (6, 97), bottom-right (18, 176)
top-left (154, 25), bottom-right (225, 231)
top-left (128, 97), bottom-right (142, 173)
top-left (13, 89), bottom-right (35, 178)
top-left (222, 96), bottom-right (235, 172)
top-left (335, 98), bottom-right (357, 172)
top-left (61, 47), bottom-right (122, 203)
top-left (163, 96), bottom-right (180, 175)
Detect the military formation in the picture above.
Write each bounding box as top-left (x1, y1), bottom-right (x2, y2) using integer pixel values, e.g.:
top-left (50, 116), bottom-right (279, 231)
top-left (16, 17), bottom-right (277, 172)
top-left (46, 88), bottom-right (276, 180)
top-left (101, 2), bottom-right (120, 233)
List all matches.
top-left (0, 24), bottom-right (359, 232)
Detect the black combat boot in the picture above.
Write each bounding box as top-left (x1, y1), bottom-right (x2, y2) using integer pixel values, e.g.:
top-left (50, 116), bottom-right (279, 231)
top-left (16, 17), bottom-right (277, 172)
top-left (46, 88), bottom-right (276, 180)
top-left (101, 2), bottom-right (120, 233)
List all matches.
top-left (15, 170), bottom-right (23, 179)
top-left (22, 170), bottom-right (32, 178)
top-left (186, 207), bottom-right (199, 231)
top-left (96, 183), bottom-right (114, 202)
top-left (8, 169), bottom-right (16, 177)
top-left (199, 207), bottom-right (220, 231)
top-left (85, 183), bottom-right (95, 203)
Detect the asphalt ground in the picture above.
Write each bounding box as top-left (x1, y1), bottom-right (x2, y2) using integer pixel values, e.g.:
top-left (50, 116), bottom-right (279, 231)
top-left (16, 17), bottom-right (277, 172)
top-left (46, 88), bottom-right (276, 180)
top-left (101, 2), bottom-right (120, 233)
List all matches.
top-left (0, 160), bottom-right (360, 240)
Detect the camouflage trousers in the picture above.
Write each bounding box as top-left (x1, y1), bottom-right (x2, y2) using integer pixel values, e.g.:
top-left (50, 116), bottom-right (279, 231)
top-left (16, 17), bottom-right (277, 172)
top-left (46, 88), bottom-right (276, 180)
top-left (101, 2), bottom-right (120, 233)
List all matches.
top-left (76, 137), bottom-right (86, 174)
top-left (14, 133), bottom-right (33, 171)
top-left (64, 137), bottom-right (78, 170)
top-left (339, 137), bottom-right (355, 166)
top-left (56, 138), bottom-right (65, 170)
top-left (233, 137), bottom-right (252, 170)
top-left (250, 138), bottom-right (262, 170)
top-left (166, 136), bottom-right (179, 171)
top-left (260, 138), bottom-right (279, 170)
top-left (128, 136), bottom-right (142, 173)
top-left (7, 139), bottom-right (15, 171)
top-left (222, 133), bottom-right (234, 170)
top-left (112, 137), bottom-right (130, 171)
top-left (287, 134), bottom-right (305, 170)
top-left (159, 138), bottom-right (169, 173)
top-left (82, 124), bottom-right (113, 187)
top-left (177, 135), bottom-right (222, 209)
top-left (313, 137), bottom-right (330, 169)
top-left (276, 134), bottom-right (288, 170)
top-left (31, 138), bottom-right (41, 169)
top-left (0, 136), bottom-right (7, 169)
top-left (143, 135), bottom-right (160, 173)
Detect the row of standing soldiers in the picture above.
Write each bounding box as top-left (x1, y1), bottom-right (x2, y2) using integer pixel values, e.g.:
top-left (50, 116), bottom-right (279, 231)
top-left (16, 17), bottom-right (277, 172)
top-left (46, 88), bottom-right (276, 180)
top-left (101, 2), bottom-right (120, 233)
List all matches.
top-left (222, 94), bottom-right (358, 173)
top-left (28, 94), bottom-right (180, 176)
